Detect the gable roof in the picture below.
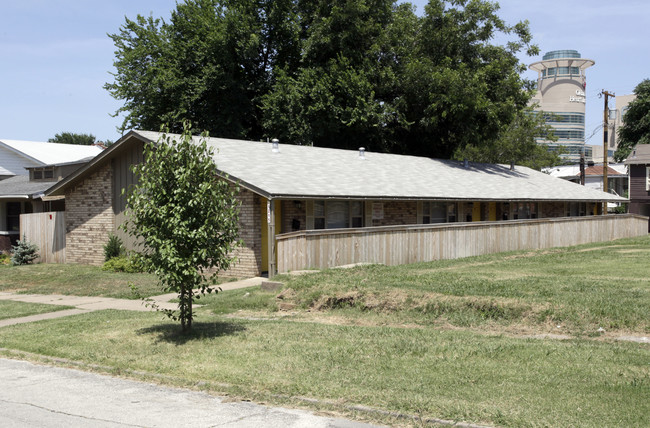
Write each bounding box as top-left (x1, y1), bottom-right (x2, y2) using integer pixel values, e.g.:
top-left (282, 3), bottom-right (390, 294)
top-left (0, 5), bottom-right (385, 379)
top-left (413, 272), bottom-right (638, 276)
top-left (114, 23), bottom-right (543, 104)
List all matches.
top-left (47, 130), bottom-right (625, 202)
top-left (625, 144), bottom-right (650, 165)
top-left (0, 139), bottom-right (103, 169)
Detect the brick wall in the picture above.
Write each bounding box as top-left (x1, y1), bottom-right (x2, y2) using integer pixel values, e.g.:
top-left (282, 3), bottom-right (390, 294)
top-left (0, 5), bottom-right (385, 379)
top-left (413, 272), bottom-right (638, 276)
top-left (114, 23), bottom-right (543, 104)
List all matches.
top-left (222, 187), bottom-right (262, 278)
top-left (541, 202), bottom-right (565, 218)
top-left (281, 200), bottom-right (306, 232)
top-left (0, 235), bottom-right (15, 253)
top-left (371, 201), bottom-right (417, 226)
top-left (64, 167), bottom-right (263, 276)
top-left (65, 163), bottom-right (114, 265)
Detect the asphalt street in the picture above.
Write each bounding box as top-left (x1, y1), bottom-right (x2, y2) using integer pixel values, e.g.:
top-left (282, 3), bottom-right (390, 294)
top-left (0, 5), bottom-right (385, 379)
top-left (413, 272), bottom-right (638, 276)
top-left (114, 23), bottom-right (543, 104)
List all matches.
top-left (0, 358), bottom-right (381, 428)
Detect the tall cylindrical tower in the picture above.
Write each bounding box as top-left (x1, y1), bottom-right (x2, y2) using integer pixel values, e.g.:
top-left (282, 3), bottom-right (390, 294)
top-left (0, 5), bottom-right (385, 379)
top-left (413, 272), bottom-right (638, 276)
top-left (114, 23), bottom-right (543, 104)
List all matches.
top-left (529, 50), bottom-right (595, 162)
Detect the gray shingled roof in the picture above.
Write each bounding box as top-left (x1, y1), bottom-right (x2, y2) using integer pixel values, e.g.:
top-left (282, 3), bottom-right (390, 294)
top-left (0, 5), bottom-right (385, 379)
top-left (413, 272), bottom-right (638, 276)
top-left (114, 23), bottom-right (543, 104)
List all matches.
top-left (625, 145), bottom-right (650, 164)
top-left (0, 175), bottom-right (57, 199)
top-left (133, 131), bottom-right (623, 202)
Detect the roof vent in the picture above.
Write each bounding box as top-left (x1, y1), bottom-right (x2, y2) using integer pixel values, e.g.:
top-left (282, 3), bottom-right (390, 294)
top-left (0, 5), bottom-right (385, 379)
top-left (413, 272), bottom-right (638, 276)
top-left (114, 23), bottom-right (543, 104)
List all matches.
top-left (271, 138), bottom-right (279, 153)
top-left (464, 158), bottom-right (469, 168)
top-left (358, 147), bottom-right (366, 160)
top-left (510, 161), bottom-right (515, 171)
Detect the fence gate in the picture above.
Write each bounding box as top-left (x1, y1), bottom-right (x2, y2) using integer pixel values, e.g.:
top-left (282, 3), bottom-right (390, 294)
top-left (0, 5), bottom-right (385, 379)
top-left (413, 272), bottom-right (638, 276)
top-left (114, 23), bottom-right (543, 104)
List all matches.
top-left (19, 212), bottom-right (66, 264)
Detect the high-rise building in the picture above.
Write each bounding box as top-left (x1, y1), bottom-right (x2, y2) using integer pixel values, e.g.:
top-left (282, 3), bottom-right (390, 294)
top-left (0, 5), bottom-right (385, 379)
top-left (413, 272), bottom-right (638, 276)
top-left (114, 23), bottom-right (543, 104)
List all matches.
top-left (529, 50), bottom-right (595, 162)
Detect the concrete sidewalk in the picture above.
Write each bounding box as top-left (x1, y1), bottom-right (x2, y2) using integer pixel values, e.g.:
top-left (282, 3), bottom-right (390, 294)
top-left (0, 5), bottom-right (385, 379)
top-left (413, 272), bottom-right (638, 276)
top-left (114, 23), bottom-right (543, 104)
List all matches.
top-left (0, 276), bottom-right (266, 327)
top-left (0, 357), bottom-right (380, 428)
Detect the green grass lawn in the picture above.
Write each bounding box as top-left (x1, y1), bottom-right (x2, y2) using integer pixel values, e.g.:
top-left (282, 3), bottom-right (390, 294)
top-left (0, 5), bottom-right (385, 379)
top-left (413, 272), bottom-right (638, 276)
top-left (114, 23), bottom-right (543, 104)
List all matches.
top-left (0, 236), bottom-right (648, 427)
top-left (0, 300), bottom-right (73, 320)
top-left (0, 309), bottom-right (647, 427)
top-left (0, 263), bottom-right (162, 298)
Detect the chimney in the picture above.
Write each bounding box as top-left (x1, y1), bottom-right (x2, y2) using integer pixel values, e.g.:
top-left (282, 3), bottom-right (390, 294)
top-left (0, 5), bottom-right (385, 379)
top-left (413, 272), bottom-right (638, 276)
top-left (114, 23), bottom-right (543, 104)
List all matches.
top-left (463, 158), bottom-right (469, 168)
top-left (358, 147), bottom-right (366, 160)
top-left (510, 161), bottom-right (515, 171)
top-left (271, 138), bottom-right (279, 153)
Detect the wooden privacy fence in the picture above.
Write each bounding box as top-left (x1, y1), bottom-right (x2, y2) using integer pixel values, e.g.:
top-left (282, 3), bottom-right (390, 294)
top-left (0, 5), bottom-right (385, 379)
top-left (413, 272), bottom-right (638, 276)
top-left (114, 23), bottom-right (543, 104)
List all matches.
top-left (276, 214), bottom-right (649, 273)
top-left (19, 212), bottom-right (66, 264)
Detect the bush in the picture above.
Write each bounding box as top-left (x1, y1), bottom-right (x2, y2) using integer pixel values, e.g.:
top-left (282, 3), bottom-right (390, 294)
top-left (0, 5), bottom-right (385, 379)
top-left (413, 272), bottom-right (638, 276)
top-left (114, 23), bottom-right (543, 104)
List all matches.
top-left (0, 253), bottom-right (10, 265)
top-left (104, 234), bottom-right (125, 262)
top-left (11, 235), bottom-right (39, 265)
top-left (102, 255), bottom-right (143, 273)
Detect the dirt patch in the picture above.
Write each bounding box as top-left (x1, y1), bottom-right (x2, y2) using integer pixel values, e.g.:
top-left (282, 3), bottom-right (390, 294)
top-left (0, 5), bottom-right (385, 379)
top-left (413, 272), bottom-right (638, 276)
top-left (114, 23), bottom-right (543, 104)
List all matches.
top-left (503, 249), bottom-right (563, 260)
top-left (574, 245), bottom-right (628, 253)
top-left (275, 288), bottom-right (297, 301)
top-left (225, 310), bottom-right (650, 344)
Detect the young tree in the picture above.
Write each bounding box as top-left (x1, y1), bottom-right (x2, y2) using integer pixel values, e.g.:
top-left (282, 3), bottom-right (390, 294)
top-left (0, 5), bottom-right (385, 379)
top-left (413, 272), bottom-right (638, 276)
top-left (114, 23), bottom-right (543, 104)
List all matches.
top-left (48, 132), bottom-right (96, 145)
top-left (124, 122), bottom-right (241, 332)
top-left (615, 79), bottom-right (650, 162)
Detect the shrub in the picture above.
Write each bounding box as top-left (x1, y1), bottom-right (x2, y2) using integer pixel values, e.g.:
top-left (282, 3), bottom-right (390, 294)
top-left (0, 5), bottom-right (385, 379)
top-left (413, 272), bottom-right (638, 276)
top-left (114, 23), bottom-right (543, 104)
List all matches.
top-left (11, 235), bottom-right (39, 265)
top-left (102, 255), bottom-right (143, 273)
top-left (104, 234), bottom-right (125, 262)
top-left (0, 253), bottom-right (10, 265)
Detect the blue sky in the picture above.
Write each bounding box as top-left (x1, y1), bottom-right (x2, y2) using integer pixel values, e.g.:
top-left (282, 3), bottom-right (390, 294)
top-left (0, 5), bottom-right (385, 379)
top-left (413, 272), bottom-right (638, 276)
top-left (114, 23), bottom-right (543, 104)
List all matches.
top-left (1, 0), bottom-right (648, 148)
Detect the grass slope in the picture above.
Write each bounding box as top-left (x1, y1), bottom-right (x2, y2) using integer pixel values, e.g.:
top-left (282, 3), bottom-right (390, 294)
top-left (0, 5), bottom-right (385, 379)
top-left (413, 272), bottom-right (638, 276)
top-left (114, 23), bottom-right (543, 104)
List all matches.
top-left (253, 235), bottom-right (650, 337)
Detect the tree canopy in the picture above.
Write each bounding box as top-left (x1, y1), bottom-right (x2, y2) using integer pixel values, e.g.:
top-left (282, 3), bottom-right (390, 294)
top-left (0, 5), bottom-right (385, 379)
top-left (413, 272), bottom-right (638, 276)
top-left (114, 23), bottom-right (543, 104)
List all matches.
top-left (106, 0), bottom-right (539, 160)
top-left (124, 122), bottom-right (241, 331)
top-left (455, 107), bottom-right (562, 170)
top-left (48, 132), bottom-right (97, 145)
top-left (615, 79), bottom-right (650, 162)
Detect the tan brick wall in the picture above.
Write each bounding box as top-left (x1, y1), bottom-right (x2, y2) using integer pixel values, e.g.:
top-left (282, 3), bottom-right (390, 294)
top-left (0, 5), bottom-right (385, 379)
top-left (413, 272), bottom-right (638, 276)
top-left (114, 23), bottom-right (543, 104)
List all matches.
top-left (64, 168), bottom-right (263, 276)
top-left (281, 199), bottom-right (306, 232)
top-left (541, 202), bottom-right (565, 218)
top-left (222, 187), bottom-right (262, 278)
top-left (371, 201), bottom-right (417, 226)
top-left (65, 163), bottom-right (114, 265)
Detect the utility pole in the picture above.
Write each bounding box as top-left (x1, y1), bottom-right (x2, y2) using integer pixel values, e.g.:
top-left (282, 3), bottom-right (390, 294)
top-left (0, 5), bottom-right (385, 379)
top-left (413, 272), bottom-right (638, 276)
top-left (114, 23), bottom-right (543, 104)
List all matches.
top-left (600, 89), bottom-right (615, 214)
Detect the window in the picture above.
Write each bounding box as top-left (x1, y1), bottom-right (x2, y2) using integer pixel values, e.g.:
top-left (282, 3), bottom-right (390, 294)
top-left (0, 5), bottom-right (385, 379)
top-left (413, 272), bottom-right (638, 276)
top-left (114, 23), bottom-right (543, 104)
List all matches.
top-left (646, 167), bottom-right (650, 192)
top-left (543, 112), bottom-right (585, 124)
top-left (543, 66), bottom-right (580, 78)
top-left (312, 200), bottom-right (364, 230)
top-left (326, 201), bottom-right (349, 229)
top-left (314, 200), bottom-right (325, 229)
top-left (33, 170), bottom-right (42, 179)
top-left (447, 203), bottom-right (457, 222)
top-left (553, 129), bottom-right (585, 140)
top-left (351, 201), bottom-right (363, 227)
top-left (44, 169), bottom-right (54, 179)
top-left (514, 202), bottom-right (538, 220)
top-left (6, 202), bottom-right (21, 232)
top-left (422, 202), bottom-right (456, 224)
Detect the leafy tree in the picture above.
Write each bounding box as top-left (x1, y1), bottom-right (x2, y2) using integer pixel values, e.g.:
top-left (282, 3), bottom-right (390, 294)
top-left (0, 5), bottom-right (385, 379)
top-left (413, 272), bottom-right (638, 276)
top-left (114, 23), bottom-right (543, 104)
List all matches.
top-left (107, 0), bottom-right (538, 159)
top-left (615, 79), bottom-right (650, 162)
top-left (48, 132), bottom-right (96, 145)
top-left (124, 122), bottom-right (241, 332)
top-left (105, 0), bottom-right (301, 138)
top-left (455, 107), bottom-right (562, 170)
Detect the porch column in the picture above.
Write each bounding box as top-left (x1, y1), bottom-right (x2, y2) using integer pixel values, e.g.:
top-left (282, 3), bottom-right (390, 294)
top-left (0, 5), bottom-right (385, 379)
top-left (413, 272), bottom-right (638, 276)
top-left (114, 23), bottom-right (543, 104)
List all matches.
top-left (267, 199), bottom-right (276, 278)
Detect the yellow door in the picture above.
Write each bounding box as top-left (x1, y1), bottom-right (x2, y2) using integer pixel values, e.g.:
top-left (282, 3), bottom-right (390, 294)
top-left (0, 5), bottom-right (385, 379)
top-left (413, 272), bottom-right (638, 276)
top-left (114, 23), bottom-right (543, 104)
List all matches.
top-left (473, 202), bottom-right (482, 222)
top-left (261, 199), bottom-right (282, 272)
top-left (488, 202), bottom-right (497, 221)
